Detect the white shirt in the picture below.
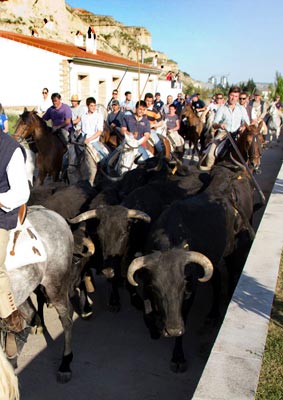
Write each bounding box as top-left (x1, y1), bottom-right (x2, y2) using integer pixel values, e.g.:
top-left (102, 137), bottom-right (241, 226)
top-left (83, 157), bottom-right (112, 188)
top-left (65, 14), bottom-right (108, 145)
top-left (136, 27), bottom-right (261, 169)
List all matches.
top-left (214, 103), bottom-right (250, 132)
top-left (37, 98), bottom-right (52, 115)
top-left (81, 111), bottom-right (104, 143)
top-left (0, 148), bottom-right (30, 212)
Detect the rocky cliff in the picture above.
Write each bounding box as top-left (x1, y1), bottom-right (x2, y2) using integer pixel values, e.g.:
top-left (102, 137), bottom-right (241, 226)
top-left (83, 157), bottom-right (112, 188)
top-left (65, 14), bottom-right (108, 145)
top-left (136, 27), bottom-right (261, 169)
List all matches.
top-left (0, 0), bottom-right (199, 88)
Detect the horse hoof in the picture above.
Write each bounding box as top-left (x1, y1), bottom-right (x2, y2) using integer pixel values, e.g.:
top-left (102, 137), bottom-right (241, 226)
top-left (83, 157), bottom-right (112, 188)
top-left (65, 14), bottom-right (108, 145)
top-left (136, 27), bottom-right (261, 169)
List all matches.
top-left (57, 370), bottom-right (72, 383)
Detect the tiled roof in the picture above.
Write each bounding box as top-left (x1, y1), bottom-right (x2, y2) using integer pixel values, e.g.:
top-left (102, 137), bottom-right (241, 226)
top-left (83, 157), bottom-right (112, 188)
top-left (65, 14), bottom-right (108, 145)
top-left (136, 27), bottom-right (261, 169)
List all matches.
top-left (0, 30), bottom-right (157, 72)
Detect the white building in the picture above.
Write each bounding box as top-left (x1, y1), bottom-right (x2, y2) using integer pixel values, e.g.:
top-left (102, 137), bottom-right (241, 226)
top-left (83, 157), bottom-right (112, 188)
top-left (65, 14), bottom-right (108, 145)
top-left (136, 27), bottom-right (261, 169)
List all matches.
top-left (0, 30), bottom-right (161, 110)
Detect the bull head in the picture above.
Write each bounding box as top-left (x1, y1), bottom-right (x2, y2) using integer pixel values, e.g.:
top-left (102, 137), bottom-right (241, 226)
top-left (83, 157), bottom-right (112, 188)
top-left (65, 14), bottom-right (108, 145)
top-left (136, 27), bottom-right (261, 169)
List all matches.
top-left (127, 249), bottom-right (213, 286)
top-left (68, 207), bottom-right (151, 224)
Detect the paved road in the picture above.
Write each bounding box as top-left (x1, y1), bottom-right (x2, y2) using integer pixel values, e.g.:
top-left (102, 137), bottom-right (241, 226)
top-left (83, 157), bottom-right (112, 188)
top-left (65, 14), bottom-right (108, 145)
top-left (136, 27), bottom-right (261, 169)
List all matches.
top-left (17, 140), bottom-right (283, 400)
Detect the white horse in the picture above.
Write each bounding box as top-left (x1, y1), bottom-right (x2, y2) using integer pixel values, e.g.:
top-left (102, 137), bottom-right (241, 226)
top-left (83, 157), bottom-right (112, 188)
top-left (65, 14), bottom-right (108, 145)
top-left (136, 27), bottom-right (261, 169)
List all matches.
top-left (267, 104), bottom-right (283, 143)
top-left (113, 134), bottom-right (153, 175)
top-left (25, 147), bottom-right (36, 186)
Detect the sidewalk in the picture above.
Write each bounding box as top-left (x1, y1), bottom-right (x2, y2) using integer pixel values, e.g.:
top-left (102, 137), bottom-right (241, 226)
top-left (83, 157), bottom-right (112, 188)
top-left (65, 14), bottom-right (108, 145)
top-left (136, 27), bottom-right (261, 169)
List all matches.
top-left (193, 141), bottom-right (283, 399)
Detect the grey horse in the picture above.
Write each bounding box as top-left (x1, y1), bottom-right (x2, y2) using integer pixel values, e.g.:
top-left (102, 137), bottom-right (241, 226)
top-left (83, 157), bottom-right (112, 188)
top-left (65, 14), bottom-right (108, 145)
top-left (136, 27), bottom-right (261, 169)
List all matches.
top-left (2, 206), bottom-right (76, 383)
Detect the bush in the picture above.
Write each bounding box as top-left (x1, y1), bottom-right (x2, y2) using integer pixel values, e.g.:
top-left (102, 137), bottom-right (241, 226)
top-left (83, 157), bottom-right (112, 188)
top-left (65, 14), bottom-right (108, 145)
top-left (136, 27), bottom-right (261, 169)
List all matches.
top-left (7, 114), bottom-right (19, 135)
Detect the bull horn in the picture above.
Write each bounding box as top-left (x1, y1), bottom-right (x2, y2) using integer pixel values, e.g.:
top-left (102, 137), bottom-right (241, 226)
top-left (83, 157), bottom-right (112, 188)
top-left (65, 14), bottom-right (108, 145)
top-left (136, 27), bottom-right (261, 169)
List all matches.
top-left (68, 209), bottom-right (98, 224)
top-left (184, 251), bottom-right (213, 282)
top-left (100, 166), bottom-right (125, 182)
top-left (127, 256), bottom-right (147, 286)
top-left (75, 236), bottom-right (95, 257)
top-left (127, 209), bottom-right (151, 223)
top-left (127, 252), bottom-right (161, 286)
top-left (229, 153), bottom-right (245, 170)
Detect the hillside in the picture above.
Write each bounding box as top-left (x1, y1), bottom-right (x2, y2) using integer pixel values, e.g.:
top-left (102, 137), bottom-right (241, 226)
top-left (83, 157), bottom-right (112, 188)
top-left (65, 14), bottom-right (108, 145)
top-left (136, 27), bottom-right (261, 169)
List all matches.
top-left (0, 0), bottom-right (200, 89)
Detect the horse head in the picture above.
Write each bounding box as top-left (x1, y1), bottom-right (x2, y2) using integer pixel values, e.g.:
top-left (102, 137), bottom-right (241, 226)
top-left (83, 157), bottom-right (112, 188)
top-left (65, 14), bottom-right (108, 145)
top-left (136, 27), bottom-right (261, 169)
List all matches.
top-left (236, 124), bottom-right (263, 172)
top-left (13, 109), bottom-right (42, 141)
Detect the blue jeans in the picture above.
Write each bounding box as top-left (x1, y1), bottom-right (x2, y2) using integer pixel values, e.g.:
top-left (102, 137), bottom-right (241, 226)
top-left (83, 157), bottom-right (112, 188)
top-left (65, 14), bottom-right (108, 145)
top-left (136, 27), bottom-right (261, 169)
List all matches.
top-left (91, 141), bottom-right (109, 161)
top-left (138, 146), bottom-right (149, 160)
top-left (150, 130), bottom-right (163, 153)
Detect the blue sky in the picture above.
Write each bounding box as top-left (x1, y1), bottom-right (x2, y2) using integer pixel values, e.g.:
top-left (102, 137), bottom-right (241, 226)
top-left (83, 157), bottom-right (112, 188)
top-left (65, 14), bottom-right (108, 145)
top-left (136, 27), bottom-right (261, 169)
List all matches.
top-left (67, 0), bottom-right (282, 85)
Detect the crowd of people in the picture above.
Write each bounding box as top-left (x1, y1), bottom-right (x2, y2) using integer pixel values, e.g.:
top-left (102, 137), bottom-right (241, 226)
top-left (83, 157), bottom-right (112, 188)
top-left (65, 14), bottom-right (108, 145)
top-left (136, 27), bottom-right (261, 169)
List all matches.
top-left (1, 86), bottom-right (283, 168)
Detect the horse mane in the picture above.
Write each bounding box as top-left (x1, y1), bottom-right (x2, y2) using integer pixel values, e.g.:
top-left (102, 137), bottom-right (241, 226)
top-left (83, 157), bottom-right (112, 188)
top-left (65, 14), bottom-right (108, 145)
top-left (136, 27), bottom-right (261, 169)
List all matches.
top-left (20, 109), bottom-right (51, 132)
top-left (0, 345), bottom-right (19, 400)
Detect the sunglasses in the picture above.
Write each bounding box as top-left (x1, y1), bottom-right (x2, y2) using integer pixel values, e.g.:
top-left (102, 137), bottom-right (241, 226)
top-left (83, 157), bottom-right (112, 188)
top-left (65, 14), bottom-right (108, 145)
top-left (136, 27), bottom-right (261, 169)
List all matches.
top-left (42, 91), bottom-right (48, 94)
top-left (239, 97), bottom-right (246, 100)
top-left (216, 97), bottom-right (223, 99)
top-left (113, 92), bottom-right (118, 95)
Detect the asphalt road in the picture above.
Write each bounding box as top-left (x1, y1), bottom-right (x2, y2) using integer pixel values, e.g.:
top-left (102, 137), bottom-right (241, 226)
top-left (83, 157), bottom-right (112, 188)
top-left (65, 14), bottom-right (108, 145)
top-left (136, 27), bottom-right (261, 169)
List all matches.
top-left (17, 139), bottom-right (283, 400)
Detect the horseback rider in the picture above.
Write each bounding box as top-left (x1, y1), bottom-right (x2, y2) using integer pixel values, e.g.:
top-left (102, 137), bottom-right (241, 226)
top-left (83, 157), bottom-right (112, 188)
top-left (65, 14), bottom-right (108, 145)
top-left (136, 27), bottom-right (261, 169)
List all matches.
top-left (121, 100), bottom-right (151, 161)
top-left (81, 97), bottom-right (109, 162)
top-left (0, 129), bottom-right (30, 357)
top-left (199, 86), bottom-right (250, 171)
top-left (42, 92), bottom-right (73, 144)
top-left (144, 92), bottom-right (165, 153)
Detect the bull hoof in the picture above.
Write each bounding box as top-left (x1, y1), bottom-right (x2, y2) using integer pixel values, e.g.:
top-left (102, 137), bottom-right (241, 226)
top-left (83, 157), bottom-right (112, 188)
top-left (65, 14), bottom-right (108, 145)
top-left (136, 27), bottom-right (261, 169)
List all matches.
top-left (81, 305), bottom-right (93, 319)
top-left (170, 359), bottom-right (187, 373)
top-left (30, 325), bottom-right (44, 335)
top-left (57, 352), bottom-right (73, 383)
top-left (56, 370), bottom-right (72, 383)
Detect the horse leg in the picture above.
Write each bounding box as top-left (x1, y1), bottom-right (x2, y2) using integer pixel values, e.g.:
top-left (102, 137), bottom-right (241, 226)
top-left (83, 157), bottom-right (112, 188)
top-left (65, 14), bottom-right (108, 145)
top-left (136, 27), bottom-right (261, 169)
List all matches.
top-left (36, 169), bottom-right (47, 186)
top-left (18, 295), bottom-right (44, 335)
top-left (45, 288), bottom-right (74, 383)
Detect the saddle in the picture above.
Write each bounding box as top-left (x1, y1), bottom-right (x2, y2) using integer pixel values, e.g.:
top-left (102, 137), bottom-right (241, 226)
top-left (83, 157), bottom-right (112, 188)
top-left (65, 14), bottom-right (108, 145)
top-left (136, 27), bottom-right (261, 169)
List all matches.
top-left (68, 131), bottom-right (86, 166)
top-left (5, 209), bottom-right (47, 271)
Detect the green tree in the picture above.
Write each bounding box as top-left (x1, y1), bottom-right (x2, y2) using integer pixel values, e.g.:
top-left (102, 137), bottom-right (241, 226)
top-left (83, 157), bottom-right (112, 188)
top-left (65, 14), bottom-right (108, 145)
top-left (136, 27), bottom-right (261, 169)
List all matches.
top-left (274, 71), bottom-right (283, 100)
top-left (242, 78), bottom-right (256, 95)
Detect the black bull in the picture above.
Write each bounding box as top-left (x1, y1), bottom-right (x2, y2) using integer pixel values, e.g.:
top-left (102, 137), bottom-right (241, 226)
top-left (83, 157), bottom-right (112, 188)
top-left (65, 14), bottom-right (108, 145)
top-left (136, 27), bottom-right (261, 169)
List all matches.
top-left (126, 163), bottom-right (255, 371)
top-left (68, 167), bottom-right (209, 310)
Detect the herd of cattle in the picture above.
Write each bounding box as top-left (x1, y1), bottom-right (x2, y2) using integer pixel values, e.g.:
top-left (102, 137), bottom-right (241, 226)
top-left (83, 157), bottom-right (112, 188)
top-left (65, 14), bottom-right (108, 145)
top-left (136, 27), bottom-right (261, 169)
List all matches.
top-left (14, 151), bottom-right (259, 382)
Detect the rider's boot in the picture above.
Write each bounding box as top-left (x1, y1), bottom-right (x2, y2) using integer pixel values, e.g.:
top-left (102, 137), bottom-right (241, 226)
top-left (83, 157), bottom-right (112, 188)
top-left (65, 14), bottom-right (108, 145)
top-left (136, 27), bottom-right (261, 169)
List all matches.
top-left (199, 143), bottom-right (216, 171)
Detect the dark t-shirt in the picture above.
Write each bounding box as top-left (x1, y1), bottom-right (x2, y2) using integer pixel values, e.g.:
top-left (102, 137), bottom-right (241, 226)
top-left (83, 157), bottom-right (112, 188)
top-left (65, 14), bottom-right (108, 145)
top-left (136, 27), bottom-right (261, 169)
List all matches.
top-left (192, 99), bottom-right (206, 109)
top-left (107, 110), bottom-right (124, 127)
top-left (165, 114), bottom-right (179, 130)
top-left (122, 114), bottom-right (150, 140)
top-left (154, 99), bottom-right (164, 112)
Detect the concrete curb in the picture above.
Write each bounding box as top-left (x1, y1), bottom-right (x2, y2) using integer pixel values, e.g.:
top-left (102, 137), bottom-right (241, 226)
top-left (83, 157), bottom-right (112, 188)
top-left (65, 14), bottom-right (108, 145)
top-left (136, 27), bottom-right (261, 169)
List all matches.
top-left (193, 161), bottom-right (283, 399)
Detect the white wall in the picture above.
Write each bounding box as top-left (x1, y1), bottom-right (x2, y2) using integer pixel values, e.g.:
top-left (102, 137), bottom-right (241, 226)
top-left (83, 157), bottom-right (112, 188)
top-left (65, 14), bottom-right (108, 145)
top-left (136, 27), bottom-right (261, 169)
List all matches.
top-left (0, 38), bottom-right (63, 107)
top-left (69, 63), bottom-right (159, 108)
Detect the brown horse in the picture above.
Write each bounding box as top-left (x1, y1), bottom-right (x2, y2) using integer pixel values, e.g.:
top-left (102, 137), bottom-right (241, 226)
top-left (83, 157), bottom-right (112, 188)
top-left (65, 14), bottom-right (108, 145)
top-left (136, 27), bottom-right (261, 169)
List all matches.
top-left (199, 123), bottom-right (264, 173)
top-left (100, 121), bottom-right (124, 151)
top-left (14, 109), bottom-right (67, 185)
top-left (230, 123), bottom-right (264, 172)
top-left (179, 104), bottom-right (204, 160)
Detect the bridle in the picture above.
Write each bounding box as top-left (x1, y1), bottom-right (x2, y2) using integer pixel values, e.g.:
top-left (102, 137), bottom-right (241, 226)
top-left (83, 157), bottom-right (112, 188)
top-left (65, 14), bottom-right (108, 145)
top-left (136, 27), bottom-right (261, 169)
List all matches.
top-left (243, 129), bottom-right (262, 168)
